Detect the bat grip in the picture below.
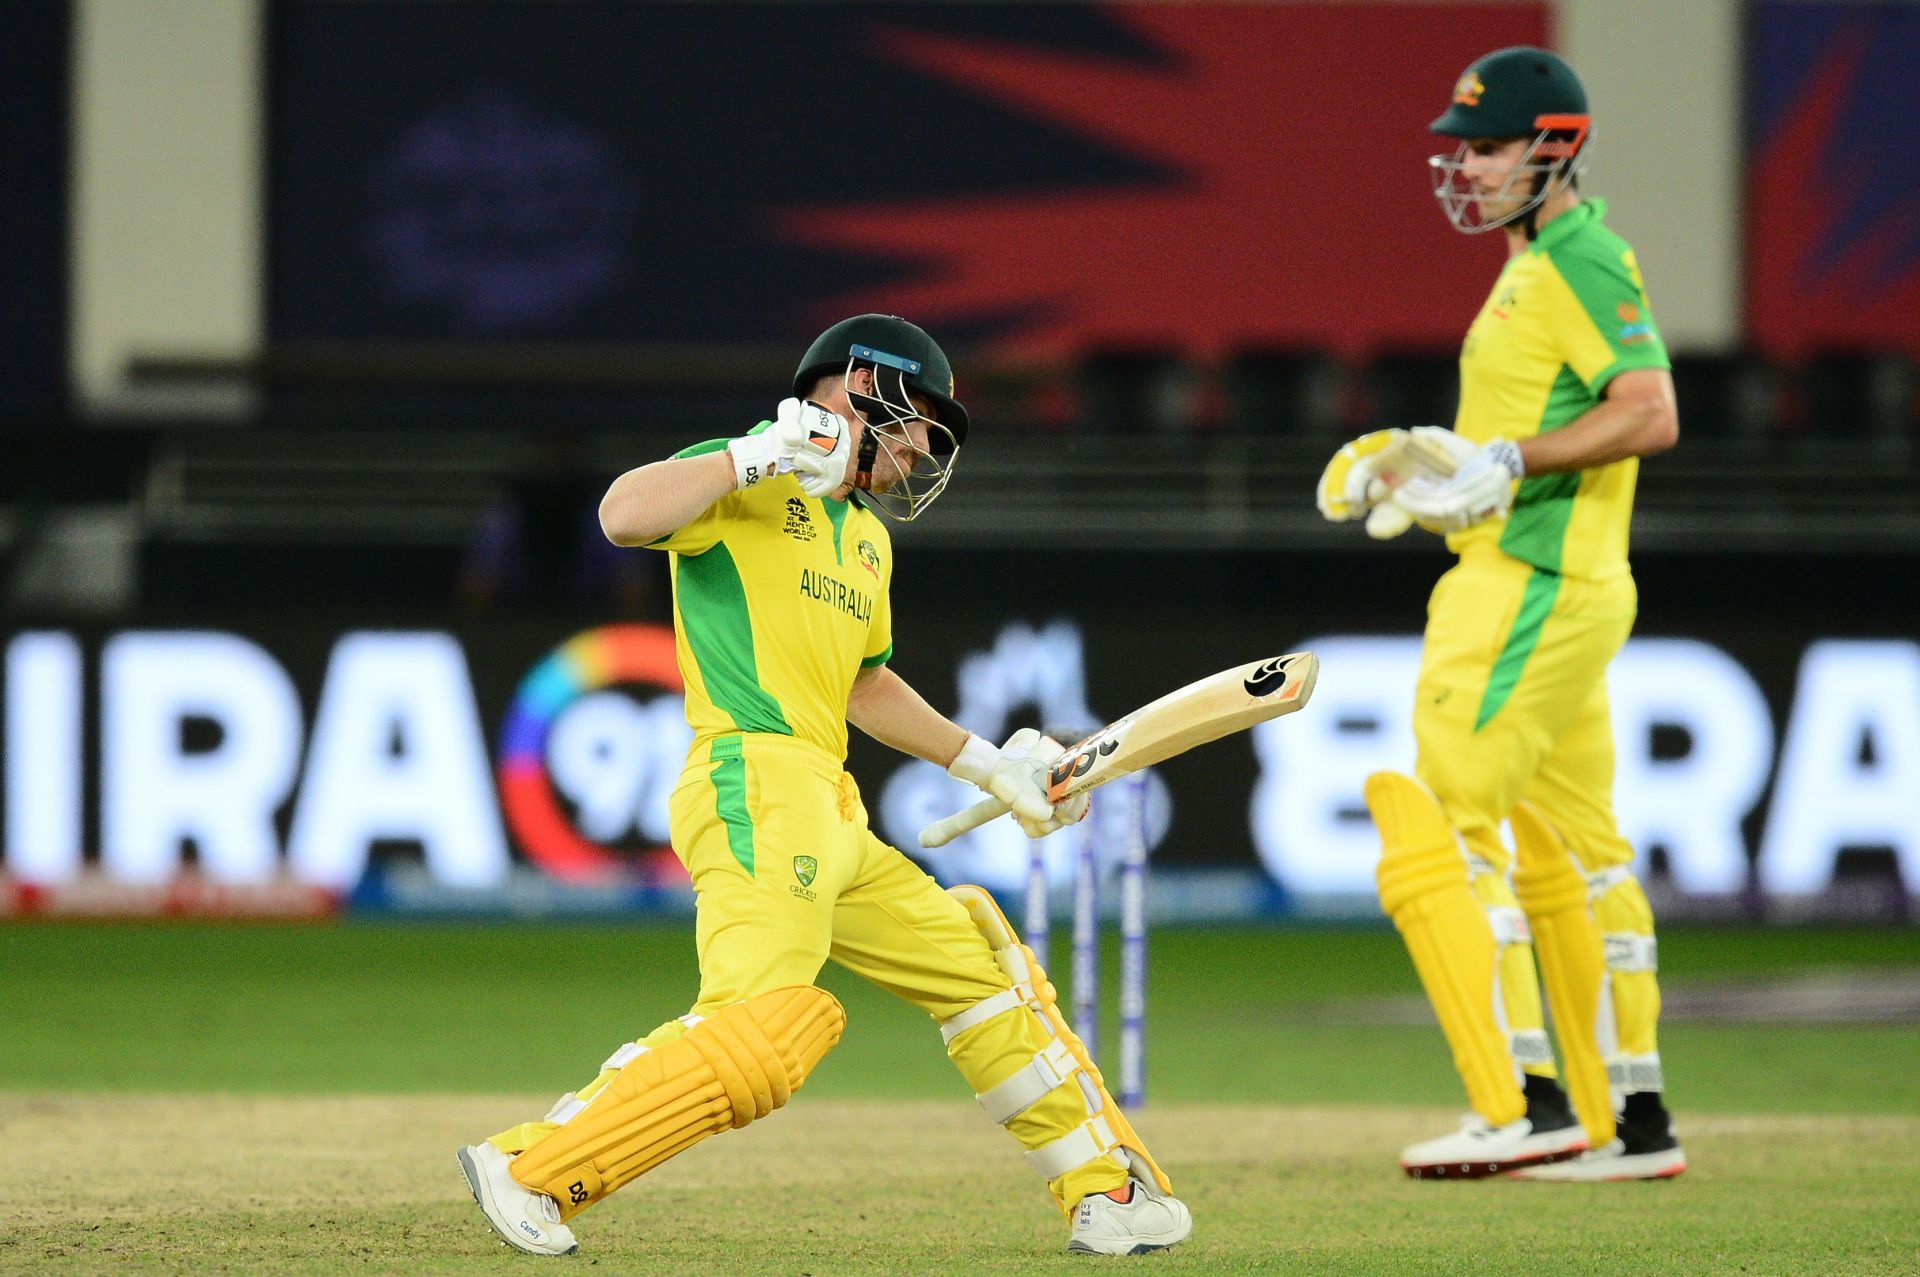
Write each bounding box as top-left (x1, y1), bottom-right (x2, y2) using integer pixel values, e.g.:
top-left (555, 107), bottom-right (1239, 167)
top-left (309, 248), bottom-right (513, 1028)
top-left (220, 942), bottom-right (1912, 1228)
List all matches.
top-left (918, 795), bottom-right (1012, 848)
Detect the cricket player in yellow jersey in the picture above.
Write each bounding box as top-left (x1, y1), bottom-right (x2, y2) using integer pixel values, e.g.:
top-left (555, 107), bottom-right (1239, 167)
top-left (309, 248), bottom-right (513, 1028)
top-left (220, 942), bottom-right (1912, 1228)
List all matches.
top-left (1318, 47), bottom-right (1686, 1181)
top-left (456, 314), bottom-right (1191, 1257)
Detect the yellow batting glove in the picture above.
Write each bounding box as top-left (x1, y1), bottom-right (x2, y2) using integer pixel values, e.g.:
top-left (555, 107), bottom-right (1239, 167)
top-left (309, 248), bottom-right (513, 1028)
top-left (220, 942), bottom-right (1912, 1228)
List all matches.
top-left (1315, 428), bottom-right (1410, 522)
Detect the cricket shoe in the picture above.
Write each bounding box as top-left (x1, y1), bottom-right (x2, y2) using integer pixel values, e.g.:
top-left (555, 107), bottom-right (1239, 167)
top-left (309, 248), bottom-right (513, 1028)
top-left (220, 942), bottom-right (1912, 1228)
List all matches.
top-left (1067, 1178), bottom-right (1193, 1255)
top-left (1400, 1077), bottom-right (1587, 1179)
top-left (1511, 1092), bottom-right (1687, 1181)
top-left (457, 1142), bottom-right (579, 1257)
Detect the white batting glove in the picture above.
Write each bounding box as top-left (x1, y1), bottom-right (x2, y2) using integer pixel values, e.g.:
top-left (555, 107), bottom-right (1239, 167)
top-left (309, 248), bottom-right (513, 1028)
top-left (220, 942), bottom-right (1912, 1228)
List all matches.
top-left (1011, 734), bottom-right (1092, 838)
top-left (947, 728), bottom-right (1088, 835)
top-left (1318, 426), bottom-right (1478, 532)
top-left (1392, 438), bottom-right (1525, 534)
top-left (726, 398), bottom-right (851, 498)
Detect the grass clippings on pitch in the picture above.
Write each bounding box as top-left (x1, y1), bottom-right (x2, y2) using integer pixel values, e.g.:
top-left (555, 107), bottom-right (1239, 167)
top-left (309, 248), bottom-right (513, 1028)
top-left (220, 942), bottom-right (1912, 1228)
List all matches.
top-left (4, 1095), bottom-right (1917, 1276)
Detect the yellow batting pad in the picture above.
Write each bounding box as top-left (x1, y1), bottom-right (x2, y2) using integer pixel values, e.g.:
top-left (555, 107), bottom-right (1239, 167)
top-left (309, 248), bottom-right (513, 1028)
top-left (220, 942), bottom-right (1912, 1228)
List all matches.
top-left (1590, 867), bottom-right (1664, 1084)
top-left (946, 884), bottom-right (1170, 1215)
top-left (508, 986), bottom-right (844, 1221)
top-left (1366, 771), bottom-right (1524, 1127)
top-left (1468, 867), bottom-right (1555, 1076)
top-left (1510, 801), bottom-right (1615, 1146)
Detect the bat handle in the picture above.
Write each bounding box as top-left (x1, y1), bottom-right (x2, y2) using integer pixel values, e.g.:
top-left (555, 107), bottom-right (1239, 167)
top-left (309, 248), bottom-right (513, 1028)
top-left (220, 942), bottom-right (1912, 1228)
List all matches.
top-left (918, 795), bottom-right (1013, 849)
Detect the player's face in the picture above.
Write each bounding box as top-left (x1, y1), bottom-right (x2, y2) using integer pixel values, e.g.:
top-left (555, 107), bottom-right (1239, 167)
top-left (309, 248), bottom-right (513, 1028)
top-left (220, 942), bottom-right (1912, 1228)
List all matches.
top-left (830, 368), bottom-right (948, 505)
top-left (866, 403), bottom-right (934, 492)
top-left (1459, 136), bottom-right (1535, 223)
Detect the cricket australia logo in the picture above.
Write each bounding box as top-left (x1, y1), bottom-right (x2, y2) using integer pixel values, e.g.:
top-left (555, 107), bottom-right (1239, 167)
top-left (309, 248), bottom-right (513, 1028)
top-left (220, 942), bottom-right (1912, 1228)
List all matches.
top-left (792, 855), bottom-right (817, 887)
top-left (783, 497), bottom-right (817, 541)
top-left (856, 538), bottom-right (882, 582)
top-left (790, 855), bottom-right (819, 901)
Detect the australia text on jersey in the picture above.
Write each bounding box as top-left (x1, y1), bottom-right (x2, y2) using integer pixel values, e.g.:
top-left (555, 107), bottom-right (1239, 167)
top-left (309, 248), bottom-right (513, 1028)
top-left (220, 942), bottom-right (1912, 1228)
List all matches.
top-left (798, 567), bottom-right (873, 623)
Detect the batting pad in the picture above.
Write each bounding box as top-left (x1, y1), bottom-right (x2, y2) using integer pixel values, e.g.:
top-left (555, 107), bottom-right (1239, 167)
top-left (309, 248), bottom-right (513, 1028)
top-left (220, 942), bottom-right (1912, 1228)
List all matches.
top-left (1367, 772), bottom-right (1525, 1128)
top-left (944, 884), bottom-right (1171, 1215)
top-left (508, 985), bottom-right (844, 1221)
top-left (1510, 801), bottom-right (1616, 1146)
top-left (1588, 864), bottom-right (1665, 1090)
top-left (1469, 865), bottom-right (1557, 1074)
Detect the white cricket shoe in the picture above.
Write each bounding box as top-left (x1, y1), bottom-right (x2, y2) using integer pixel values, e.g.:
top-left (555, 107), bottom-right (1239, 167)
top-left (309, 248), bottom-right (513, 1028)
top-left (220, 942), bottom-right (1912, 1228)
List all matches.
top-left (1510, 1136), bottom-right (1687, 1181)
top-left (1399, 1112), bottom-right (1587, 1180)
top-left (457, 1142), bottom-right (579, 1257)
top-left (1067, 1178), bottom-right (1193, 1255)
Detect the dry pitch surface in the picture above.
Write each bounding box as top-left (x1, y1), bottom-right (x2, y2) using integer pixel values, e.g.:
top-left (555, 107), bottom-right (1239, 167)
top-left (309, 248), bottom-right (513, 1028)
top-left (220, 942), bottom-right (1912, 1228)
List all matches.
top-left (6, 1096), bottom-right (1917, 1276)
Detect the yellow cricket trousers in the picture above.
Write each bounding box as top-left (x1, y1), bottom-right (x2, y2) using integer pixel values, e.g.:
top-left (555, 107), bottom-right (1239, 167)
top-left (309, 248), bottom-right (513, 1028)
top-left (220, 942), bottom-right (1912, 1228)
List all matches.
top-left (492, 731), bottom-right (1127, 1210)
top-left (1414, 547), bottom-right (1638, 880)
top-left (1412, 546), bottom-right (1664, 1086)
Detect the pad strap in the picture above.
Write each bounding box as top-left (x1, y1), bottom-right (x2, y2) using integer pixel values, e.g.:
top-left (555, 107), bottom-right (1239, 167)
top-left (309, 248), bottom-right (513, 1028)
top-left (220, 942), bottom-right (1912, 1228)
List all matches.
top-left (1486, 905), bottom-right (1532, 948)
top-left (1026, 1115), bottom-right (1120, 1180)
top-left (1585, 865), bottom-right (1633, 901)
top-left (1510, 1030), bottom-right (1554, 1067)
top-left (976, 1039), bottom-right (1076, 1125)
top-left (940, 988), bottom-right (1024, 1043)
top-left (1603, 932), bottom-right (1659, 972)
top-left (1607, 1051), bottom-right (1665, 1093)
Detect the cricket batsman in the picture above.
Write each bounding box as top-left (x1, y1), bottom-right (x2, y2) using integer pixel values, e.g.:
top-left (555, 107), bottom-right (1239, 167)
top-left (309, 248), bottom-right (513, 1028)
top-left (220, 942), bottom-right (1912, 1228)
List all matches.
top-left (457, 314), bottom-right (1192, 1256)
top-left (1317, 47), bottom-right (1687, 1180)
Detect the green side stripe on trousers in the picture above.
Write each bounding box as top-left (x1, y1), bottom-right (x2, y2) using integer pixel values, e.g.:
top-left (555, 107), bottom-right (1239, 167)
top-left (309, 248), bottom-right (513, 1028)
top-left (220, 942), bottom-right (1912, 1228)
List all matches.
top-left (709, 737), bottom-right (755, 876)
top-left (1474, 568), bottom-right (1562, 731)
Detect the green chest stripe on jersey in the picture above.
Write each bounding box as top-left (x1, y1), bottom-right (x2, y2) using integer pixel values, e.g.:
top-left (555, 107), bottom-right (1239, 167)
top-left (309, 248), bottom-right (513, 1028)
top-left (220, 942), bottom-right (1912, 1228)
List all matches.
top-left (707, 736), bottom-right (755, 876)
top-left (1476, 568), bottom-right (1563, 731)
top-left (823, 498), bottom-right (850, 565)
top-left (1498, 364), bottom-right (1587, 571)
top-left (677, 543), bottom-right (792, 736)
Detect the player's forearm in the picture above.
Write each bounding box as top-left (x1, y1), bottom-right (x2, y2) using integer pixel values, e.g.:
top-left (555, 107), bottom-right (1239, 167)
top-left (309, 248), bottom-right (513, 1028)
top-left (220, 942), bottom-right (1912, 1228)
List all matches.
top-left (1516, 373), bottom-right (1679, 474)
top-left (846, 666), bottom-right (970, 767)
top-left (599, 451), bottom-right (735, 546)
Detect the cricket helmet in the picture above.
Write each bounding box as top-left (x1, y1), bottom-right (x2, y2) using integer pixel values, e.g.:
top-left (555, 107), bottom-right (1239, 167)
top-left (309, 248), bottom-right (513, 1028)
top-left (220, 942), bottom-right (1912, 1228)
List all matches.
top-left (1427, 46), bottom-right (1593, 234)
top-left (793, 313), bottom-right (967, 521)
top-left (793, 314), bottom-right (969, 451)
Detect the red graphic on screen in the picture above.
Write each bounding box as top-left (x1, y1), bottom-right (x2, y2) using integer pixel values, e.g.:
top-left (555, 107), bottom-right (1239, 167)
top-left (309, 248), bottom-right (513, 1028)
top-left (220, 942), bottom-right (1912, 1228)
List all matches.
top-left (774, 4), bottom-right (1547, 359)
top-left (1747, 19), bottom-right (1920, 356)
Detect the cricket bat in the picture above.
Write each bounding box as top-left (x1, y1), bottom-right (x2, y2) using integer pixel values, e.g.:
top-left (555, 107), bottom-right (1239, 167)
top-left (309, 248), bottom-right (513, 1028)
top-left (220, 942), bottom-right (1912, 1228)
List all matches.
top-left (918, 650), bottom-right (1319, 849)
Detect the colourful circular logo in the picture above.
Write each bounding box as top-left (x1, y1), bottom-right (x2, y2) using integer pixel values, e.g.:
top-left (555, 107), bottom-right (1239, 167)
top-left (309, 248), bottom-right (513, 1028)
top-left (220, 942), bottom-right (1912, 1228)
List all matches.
top-left (497, 624), bottom-right (686, 883)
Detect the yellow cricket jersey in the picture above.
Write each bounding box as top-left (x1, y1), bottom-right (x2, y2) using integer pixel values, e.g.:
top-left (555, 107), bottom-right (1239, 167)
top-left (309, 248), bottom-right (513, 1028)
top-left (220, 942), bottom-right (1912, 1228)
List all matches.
top-left (1449, 198), bottom-right (1669, 581)
top-left (647, 431), bottom-right (894, 761)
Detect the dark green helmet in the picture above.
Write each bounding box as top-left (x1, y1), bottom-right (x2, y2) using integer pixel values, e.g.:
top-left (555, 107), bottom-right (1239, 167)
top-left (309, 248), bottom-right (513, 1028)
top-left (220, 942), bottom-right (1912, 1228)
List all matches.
top-left (793, 314), bottom-right (969, 450)
top-left (1429, 45), bottom-right (1588, 139)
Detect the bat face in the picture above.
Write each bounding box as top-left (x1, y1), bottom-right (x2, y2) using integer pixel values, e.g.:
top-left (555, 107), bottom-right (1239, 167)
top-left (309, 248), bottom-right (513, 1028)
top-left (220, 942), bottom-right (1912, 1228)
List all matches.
top-left (1041, 651), bottom-right (1317, 805)
top-left (919, 650), bottom-right (1319, 850)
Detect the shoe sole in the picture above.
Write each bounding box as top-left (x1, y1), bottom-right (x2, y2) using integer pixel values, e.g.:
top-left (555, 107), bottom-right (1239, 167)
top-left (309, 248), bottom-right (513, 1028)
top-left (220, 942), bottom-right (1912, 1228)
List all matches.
top-left (456, 1146), bottom-right (580, 1257)
top-left (1067, 1230), bottom-right (1191, 1256)
top-left (1401, 1132), bottom-right (1589, 1180)
top-left (1068, 1241), bottom-right (1181, 1255)
top-left (1509, 1147), bottom-right (1688, 1182)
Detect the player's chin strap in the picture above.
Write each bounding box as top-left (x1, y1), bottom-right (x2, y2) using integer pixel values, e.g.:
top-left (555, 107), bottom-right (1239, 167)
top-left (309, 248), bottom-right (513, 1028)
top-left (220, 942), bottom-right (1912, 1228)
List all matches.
top-left (850, 427), bottom-right (880, 492)
top-left (939, 884), bottom-right (1171, 1214)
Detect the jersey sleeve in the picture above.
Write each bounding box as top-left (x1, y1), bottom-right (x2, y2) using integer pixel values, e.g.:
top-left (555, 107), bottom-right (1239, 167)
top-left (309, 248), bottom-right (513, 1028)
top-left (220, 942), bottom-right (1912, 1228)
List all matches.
top-left (1544, 242), bottom-right (1671, 396)
top-left (642, 428), bottom-right (767, 556)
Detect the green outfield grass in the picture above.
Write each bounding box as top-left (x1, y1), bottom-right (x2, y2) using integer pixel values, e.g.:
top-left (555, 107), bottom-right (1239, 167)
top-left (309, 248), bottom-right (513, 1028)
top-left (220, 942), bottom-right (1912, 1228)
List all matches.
top-left (4, 923), bottom-right (1917, 1274)
top-left (2, 922), bottom-right (1915, 1111)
